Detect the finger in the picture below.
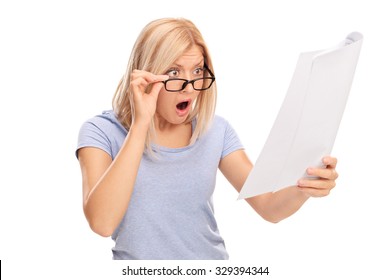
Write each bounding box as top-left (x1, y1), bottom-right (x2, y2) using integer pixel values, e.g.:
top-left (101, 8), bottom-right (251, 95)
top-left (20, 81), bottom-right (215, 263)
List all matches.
top-left (149, 82), bottom-right (164, 99)
top-left (130, 76), bottom-right (149, 90)
top-left (130, 72), bottom-right (169, 96)
top-left (322, 156), bottom-right (338, 169)
top-left (131, 70), bottom-right (169, 83)
top-left (298, 178), bottom-right (336, 190)
top-left (307, 167), bottom-right (338, 180)
top-left (297, 186), bottom-right (331, 198)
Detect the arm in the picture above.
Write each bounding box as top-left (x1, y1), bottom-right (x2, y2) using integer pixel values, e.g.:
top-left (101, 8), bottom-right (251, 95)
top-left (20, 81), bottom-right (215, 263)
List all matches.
top-left (78, 71), bottom-right (169, 237)
top-left (219, 150), bottom-right (338, 223)
top-left (78, 123), bottom-right (148, 237)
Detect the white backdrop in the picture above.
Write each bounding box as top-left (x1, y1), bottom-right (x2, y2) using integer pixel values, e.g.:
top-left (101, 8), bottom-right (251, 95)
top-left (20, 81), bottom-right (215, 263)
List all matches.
top-left (1, 0), bottom-right (389, 279)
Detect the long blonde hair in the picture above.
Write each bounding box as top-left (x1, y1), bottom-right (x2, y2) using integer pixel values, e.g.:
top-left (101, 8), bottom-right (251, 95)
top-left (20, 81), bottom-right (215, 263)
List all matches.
top-left (112, 18), bottom-right (217, 151)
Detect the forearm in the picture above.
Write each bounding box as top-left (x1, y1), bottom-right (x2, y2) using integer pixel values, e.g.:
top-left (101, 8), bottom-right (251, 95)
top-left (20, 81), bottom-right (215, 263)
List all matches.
top-left (84, 123), bottom-right (148, 236)
top-left (248, 186), bottom-right (310, 223)
top-left (220, 150), bottom-right (338, 224)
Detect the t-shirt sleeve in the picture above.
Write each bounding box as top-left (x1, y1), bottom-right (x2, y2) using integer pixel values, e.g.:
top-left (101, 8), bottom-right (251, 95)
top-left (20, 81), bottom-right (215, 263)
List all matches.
top-left (76, 119), bottom-right (112, 159)
top-left (221, 120), bottom-right (244, 159)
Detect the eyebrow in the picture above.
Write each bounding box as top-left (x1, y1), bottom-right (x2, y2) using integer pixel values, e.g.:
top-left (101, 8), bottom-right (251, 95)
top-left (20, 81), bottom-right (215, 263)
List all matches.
top-left (172, 60), bottom-right (204, 68)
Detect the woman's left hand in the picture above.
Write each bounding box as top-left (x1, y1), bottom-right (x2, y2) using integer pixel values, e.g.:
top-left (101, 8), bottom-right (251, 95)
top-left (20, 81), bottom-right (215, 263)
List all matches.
top-left (297, 156), bottom-right (339, 198)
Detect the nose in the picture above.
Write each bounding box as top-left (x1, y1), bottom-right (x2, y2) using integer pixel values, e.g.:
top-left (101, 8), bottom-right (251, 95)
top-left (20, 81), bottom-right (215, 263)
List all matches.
top-left (180, 71), bottom-right (196, 93)
top-left (181, 81), bottom-right (195, 93)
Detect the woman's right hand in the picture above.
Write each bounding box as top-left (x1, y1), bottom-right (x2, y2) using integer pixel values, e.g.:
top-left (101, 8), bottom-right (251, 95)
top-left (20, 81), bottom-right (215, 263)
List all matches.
top-left (129, 70), bottom-right (169, 126)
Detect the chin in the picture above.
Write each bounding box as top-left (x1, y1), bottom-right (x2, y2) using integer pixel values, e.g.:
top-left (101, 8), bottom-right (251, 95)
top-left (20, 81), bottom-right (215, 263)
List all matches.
top-left (170, 115), bottom-right (190, 125)
top-left (155, 113), bottom-right (190, 126)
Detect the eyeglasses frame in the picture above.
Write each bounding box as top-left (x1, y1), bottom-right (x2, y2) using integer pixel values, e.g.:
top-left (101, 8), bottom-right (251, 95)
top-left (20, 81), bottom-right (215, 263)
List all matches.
top-left (161, 64), bottom-right (215, 92)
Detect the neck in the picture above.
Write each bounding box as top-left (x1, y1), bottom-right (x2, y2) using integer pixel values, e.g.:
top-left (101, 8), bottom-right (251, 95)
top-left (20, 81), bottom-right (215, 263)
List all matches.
top-left (154, 114), bottom-right (175, 132)
top-left (152, 114), bottom-right (192, 148)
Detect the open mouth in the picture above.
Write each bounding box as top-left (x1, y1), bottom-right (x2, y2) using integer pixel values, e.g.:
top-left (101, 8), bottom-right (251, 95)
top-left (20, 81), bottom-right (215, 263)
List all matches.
top-left (176, 101), bottom-right (190, 111)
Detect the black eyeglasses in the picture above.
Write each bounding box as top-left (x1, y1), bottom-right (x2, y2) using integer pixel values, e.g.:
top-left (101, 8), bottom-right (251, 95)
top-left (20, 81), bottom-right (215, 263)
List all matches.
top-left (161, 64), bottom-right (215, 92)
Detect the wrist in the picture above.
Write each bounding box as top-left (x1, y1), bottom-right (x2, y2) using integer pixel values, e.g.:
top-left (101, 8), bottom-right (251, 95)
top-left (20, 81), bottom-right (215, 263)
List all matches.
top-left (296, 186), bottom-right (311, 200)
top-left (131, 121), bottom-right (150, 134)
top-left (123, 121), bottom-right (150, 150)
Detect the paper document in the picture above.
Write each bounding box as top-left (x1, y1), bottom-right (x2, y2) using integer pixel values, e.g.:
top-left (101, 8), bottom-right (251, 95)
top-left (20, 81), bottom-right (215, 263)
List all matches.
top-left (238, 32), bottom-right (363, 199)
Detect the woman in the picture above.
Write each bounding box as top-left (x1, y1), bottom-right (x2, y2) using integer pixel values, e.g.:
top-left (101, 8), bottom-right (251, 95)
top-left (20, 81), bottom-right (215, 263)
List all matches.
top-left (76, 18), bottom-right (338, 260)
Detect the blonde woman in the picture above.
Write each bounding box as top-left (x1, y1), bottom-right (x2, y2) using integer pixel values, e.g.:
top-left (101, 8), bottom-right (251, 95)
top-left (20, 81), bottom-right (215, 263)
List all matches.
top-left (76, 18), bottom-right (339, 260)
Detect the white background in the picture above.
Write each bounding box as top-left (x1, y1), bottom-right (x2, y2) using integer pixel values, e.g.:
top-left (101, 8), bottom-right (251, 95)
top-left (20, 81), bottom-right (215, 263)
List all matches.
top-left (1, 0), bottom-right (389, 279)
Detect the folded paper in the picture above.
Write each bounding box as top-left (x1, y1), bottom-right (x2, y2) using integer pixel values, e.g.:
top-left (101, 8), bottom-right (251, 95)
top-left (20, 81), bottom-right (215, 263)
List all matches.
top-left (238, 32), bottom-right (363, 199)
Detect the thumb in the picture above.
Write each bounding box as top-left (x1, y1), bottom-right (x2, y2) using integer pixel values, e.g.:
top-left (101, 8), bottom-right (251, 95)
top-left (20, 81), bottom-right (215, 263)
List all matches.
top-left (149, 74), bottom-right (169, 98)
top-left (149, 82), bottom-right (164, 99)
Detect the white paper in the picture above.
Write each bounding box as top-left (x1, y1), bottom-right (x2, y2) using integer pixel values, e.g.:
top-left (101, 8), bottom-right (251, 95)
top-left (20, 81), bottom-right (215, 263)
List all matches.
top-left (238, 32), bottom-right (363, 199)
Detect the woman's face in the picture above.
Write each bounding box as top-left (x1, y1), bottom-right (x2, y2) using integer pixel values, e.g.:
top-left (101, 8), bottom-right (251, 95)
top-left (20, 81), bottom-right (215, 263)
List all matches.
top-left (155, 46), bottom-right (204, 125)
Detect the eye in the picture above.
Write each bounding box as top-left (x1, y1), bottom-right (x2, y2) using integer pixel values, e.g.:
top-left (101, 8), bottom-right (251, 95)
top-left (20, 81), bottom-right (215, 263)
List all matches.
top-left (166, 68), bottom-right (180, 77)
top-left (193, 67), bottom-right (204, 77)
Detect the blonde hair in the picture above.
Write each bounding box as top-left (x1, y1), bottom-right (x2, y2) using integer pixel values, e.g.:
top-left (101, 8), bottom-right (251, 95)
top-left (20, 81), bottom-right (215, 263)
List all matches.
top-left (112, 18), bottom-right (217, 152)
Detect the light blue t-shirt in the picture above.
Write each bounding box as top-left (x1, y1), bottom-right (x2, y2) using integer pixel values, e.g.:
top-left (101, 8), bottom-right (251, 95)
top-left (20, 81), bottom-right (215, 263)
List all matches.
top-left (76, 110), bottom-right (244, 260)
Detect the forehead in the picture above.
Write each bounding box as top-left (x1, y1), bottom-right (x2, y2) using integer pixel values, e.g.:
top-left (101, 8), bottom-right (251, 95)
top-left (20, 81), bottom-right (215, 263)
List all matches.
top-left (174, 45), bottom-right (204, 66)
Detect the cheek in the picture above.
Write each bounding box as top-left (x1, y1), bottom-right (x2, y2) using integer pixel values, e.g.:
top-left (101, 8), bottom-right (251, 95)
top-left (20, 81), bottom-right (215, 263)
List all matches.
top-left (156, 92), bottom-right (173, 111)
top-left (192, 92), bottom-right (201, 104)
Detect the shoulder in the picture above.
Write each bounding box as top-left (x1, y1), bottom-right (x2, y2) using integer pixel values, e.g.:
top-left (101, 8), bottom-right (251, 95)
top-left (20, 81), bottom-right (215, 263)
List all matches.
top-left (84, 110), bottom-right (121, 127)
top-left (199, 115), bottom-right (238, 142)
top-left (209, 115), bottom-right (234, 132)
top-left (210, 115), bottom-right (242, 146)
top-left (77, 110), bottom-right (127, 159)
top-left (198, 115), bottom-right (243, 158)
top-left (81, 110), bottom-right (127, 135)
